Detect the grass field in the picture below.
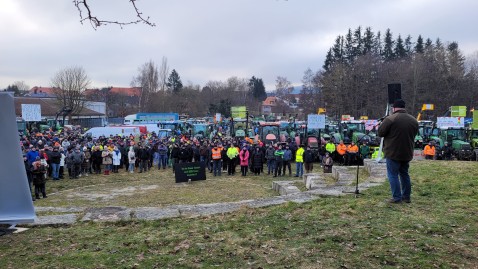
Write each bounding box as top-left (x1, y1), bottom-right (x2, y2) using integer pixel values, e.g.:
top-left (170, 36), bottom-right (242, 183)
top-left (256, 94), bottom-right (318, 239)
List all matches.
top-left (1, 161), bottom-right (477, 268)
top-left (34, 167), bottom-right (279, 209)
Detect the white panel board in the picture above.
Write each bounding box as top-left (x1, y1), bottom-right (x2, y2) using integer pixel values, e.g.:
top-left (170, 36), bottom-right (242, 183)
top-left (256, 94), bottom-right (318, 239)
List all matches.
top-left (21, 104), bottom-right (42, 122)
top-left (307, 114), bottom-right (326, 129)
top-left (0, 94), bottom-right (36, 225)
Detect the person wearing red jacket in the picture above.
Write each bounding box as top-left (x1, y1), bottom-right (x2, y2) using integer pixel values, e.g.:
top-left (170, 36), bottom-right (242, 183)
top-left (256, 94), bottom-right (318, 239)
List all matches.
top-left (239, 147), bottom-right (250, 176)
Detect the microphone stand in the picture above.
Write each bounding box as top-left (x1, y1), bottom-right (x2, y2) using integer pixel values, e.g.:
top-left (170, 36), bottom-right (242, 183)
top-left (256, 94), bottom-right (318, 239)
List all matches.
top-left (343, 134), bottom-right (369, 197)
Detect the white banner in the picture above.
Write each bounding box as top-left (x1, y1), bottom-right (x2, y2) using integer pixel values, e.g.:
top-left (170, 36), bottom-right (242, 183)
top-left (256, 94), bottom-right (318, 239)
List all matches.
top-left (307, 114), bottom-right (326, 129)
top-left (436, 117), bottom-right (465, 128)
top-left (215, 113), bottom-right (221, 122)
top-left (364, 120), bottom-right (379, 131)
top-left (0, 94), bottom-right (36, 225)
top-left (21, 104), bottom-right (42, 122)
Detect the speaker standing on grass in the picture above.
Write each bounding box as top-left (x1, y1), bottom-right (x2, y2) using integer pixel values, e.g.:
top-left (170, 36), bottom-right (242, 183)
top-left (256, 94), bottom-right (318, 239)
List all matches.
top-left (377, 99), bottom-right (418, 204)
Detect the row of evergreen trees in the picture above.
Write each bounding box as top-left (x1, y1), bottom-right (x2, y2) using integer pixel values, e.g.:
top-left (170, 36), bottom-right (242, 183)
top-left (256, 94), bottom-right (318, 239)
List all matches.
top-left (317, 26), bottom-right (477, 118)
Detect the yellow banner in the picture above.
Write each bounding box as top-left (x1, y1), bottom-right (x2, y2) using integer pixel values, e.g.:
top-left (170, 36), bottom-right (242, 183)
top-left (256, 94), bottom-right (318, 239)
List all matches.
top-left (421, 104), bottom-right (434, 111)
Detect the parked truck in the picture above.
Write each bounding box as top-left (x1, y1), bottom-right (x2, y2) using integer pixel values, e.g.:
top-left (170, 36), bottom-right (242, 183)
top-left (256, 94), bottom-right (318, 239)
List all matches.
top-left (84, 126), bottom-right (141, 138)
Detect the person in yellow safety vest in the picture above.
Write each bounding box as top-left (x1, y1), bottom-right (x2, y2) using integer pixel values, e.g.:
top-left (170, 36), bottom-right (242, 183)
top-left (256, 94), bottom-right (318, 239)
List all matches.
top-left (345, 141), bottom-right (359, 165)
top-left (325, 140), bottom-right (336, 162)
top-left (423, 141), bottom-right (436, 160)
top-left (226, 144), bottom-right (239, 175)
top-left (371, 148), bottom-right (383, 159)
top-left (294, 144), bottom-right (305, 177)
top-left (336, 140), bottom-right (347, 165)
top-left (325, 140), bottom-right (336, 154)
top-left (211, 144), bottom-right (222, 176)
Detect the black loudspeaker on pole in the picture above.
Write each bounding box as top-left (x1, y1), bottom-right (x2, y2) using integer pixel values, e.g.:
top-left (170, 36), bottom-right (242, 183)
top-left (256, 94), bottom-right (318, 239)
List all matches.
top-left (387, 83), bottom-right (402, 104)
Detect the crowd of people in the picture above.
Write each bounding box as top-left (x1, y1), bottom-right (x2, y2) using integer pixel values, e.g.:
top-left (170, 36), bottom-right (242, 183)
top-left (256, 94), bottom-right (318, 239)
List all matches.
top-left (20, 126), bottom-right (377, 201)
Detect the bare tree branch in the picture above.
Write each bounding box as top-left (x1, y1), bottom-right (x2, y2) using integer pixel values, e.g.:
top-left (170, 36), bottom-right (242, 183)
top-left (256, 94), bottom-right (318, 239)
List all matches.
top-left (51, 66), bottom-right (91, 118)
top-left (73, 0), bottom-right (156, 29)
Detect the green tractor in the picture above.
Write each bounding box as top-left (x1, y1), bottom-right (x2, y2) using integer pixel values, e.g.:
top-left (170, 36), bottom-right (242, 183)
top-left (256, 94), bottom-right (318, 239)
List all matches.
top-left (434, 127), bottom-right (473, 160)
top-left (231, 118), bottom-right (253, 138)
top-left (331, 120), bottom-right (371, 145)
top-left (415, 120), bottom-right (435, 149)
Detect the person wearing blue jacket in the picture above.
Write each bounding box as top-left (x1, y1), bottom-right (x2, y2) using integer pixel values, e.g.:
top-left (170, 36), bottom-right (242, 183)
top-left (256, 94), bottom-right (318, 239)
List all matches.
top-left (26, 146), bottom-right (39, 165)
top-left (282, 145), bottom-right (292, 176)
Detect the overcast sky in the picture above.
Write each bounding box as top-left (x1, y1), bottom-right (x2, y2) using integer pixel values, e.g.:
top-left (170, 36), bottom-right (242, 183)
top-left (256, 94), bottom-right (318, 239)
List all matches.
top-left (1, 0), bottom-right (477, 91)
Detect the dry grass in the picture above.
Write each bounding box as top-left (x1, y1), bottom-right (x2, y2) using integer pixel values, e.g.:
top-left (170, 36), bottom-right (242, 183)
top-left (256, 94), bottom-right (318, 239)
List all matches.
top-left (36, 167), bottom-right (279, 208)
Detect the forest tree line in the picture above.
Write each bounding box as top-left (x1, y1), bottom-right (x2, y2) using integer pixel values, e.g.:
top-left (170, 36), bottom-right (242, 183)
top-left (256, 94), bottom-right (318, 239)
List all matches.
top-left (311, 26), bottom-right (478, 119)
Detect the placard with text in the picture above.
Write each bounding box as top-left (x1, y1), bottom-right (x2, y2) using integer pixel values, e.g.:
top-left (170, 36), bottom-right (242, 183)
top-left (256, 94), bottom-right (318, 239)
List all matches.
top-left (174, 162), bottom-right (206, 183)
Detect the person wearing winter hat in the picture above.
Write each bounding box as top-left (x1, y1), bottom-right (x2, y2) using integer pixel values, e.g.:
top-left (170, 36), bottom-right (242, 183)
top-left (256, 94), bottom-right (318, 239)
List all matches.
top-left (49, 147), bottom-right (62, 180)
top-left (70, 148), bottom-right (84, 179)
top-left (82, 146), bottom-right (91, 176)
top-left (112, 146), bottom-right (122, 173)
top-left (31, 156), bottom-right (48, 199)
top-left (377, 98), bottom-right (418, 204)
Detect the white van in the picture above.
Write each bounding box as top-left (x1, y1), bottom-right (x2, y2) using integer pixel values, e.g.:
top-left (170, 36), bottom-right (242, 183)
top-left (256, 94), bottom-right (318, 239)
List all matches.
top-left (84, 126), bottom-right (140, 138)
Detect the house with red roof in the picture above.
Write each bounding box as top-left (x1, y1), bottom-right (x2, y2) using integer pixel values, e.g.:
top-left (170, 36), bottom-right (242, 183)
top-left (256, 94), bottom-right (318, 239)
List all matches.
top-left (28, 86), bottom-right (59, 98)
top-left (261, 96), bottom-right (298, 119)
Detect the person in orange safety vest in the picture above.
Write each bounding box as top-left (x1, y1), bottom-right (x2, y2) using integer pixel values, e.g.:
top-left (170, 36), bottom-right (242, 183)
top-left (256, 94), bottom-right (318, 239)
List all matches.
top-left (423, 141), bottom-right (436, 160)
top-left (345, 141), bottom-right (359, 165)
top-left (336, 140), bottom-right (347, 165)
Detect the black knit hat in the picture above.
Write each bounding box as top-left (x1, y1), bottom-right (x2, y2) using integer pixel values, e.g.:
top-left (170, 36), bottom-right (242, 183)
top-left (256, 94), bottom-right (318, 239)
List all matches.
top-left (392, 99), bottom-right (406, 108)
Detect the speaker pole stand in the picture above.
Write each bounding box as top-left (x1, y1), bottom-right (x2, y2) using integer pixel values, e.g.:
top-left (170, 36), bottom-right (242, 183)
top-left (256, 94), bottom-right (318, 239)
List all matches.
top-left (342, 134), bottom-right (369, 197)
top-left (376, 103), bottom-right (390, 163)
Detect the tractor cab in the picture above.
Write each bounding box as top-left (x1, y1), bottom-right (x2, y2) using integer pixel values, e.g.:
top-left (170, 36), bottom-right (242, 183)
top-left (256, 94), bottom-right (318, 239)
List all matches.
top-left (415, 120), bottom-right (435, 148)
top-left (337, 120), bottom-right (370, 144)
top-left (434, 127), bottom-right (473, 160)
top-left (258, 122), bottom-right (281, 145)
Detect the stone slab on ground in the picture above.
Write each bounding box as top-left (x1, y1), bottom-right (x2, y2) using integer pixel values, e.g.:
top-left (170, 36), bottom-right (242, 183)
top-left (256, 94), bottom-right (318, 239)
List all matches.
top-left (308, 186), bottom-right (348, 197)
top-left (303, 174), bottom-right (327, 190)
top-left (32, 214), bottom-right (78, 226)
top-left (244, 197), bottom-right (287, 208)
top-left (332, 166), bottom-right (356, 184)
top-left (173, 202), bottom-right (245, 218)
top-left (283, 192), bottom-right (320, 204)
top-left (133, 207), bottom-right (180, 220)
top-left (272, 181), bottom-right (301, 195)
top-left (81, 206), bottom-right (132, 222)
top-left (35, 207), bottom-right (85, 213)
